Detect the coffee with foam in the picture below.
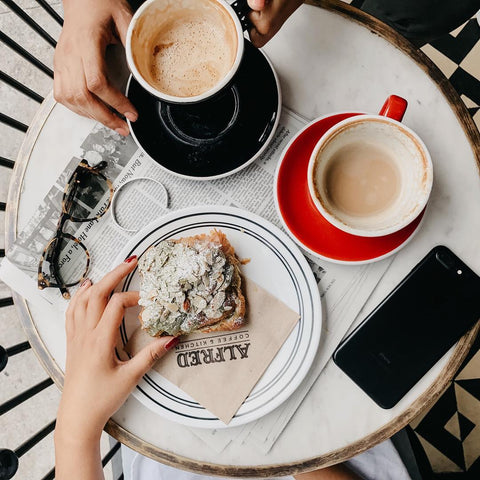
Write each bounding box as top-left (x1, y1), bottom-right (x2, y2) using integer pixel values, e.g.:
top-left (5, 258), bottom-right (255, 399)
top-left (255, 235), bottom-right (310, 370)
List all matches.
top-left (131, 0), bottom-right (238, 98)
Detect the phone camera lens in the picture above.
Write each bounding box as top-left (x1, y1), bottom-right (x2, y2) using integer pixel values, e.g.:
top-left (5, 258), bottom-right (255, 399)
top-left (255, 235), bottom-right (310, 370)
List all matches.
top-left (436, 251), bottom-right (455, 270)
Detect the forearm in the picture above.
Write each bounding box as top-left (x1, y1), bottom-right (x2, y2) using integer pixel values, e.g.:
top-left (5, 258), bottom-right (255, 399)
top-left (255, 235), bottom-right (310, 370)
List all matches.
top-left (54, 425), bottom-right (104, 480)
top-left (295, 464), bottom-right (363, 480)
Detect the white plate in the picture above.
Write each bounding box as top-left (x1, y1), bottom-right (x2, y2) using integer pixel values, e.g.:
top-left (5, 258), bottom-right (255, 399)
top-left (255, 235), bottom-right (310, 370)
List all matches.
top-left (114, 206), bottom-right (322, 428)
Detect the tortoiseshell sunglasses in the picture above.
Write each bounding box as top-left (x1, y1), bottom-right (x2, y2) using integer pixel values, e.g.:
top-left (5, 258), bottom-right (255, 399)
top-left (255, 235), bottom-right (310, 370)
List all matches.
top-left (38, 159), bottom-right (113, 299)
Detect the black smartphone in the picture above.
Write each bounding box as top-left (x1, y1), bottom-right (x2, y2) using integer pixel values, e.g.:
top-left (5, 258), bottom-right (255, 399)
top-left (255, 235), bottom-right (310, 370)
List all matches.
top-left (333, 245), bottom-right (480, 409)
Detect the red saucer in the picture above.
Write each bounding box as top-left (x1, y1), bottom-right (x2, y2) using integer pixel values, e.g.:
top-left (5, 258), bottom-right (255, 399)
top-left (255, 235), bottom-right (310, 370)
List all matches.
top-left (274, 113), bottom-right (425, 264)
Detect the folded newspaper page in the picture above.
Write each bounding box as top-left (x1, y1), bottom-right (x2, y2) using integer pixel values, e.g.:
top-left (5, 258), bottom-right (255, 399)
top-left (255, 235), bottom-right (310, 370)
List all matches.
top-left (0, 108), bottom-right (392, 453)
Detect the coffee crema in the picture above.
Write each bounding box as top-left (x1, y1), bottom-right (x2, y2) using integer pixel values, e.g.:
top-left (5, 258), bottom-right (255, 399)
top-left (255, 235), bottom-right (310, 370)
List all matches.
top-left (131, 0), bottom-right (238, 98)
top-left (323, 141), bottom-right (401, 217)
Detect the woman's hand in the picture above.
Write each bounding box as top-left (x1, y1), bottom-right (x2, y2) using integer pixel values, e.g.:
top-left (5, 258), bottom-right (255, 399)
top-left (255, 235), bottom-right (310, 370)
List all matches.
top-left (247, 0), bottom-right (304, 47)
top-left (54, 0), bottom-right (138, 136)
top-left (55, 256), bottom-right (177, 480)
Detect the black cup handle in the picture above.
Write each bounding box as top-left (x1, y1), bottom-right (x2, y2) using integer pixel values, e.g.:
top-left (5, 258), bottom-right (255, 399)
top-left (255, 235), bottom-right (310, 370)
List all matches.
top-left (231, 0), bottom-right (253, 31)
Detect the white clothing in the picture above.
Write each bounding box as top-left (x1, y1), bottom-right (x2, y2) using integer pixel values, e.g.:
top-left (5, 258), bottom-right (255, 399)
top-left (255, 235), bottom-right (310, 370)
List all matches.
top-left (121, 438), bottom-right (412, 480)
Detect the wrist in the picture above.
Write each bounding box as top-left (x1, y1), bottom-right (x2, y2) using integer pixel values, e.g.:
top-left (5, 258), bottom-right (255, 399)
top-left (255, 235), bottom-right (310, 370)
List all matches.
top-left (56, 401), bottom-right (104, 446)
top-left (54, 422), bottom-right (103, 480)
top-left (54, 420), bottom-right (102, 449)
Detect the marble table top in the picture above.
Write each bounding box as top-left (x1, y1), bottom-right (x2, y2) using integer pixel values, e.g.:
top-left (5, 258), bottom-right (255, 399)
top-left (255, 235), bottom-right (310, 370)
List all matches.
top-left (7, 1), bottom-right (480, 476)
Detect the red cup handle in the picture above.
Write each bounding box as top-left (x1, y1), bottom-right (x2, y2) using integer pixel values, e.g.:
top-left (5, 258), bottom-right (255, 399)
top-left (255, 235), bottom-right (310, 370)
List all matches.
top-left (378, 95), bottom-right (408, 122)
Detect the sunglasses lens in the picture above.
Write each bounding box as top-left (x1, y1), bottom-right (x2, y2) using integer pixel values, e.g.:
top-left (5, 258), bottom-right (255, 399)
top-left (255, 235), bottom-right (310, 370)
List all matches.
top-left (64, 167), bottom-right (111, 221)
top-left (41, 236), bottom-right (89, 287)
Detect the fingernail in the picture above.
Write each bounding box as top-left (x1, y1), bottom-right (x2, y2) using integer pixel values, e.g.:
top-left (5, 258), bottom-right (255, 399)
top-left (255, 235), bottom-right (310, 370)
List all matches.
top-left (115, 127), bottom-right (129, 136)
top-left (125, 111), bottom-right (138, 122)
top-left (124, 255), bottom-right (137, 263)
top-left (165, 337), bottom-right (179, 350)
top-left (80, 278), bottom-right (91, 287)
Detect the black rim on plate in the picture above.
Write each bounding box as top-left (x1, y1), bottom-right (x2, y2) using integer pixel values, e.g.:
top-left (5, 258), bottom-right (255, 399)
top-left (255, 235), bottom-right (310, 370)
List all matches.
top-left (117, 209), bottom-right (319, 425)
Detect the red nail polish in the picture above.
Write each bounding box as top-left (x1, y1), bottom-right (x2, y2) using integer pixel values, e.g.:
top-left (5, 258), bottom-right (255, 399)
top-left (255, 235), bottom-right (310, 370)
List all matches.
top-left (124, 255), bottom-right (137, 263)
top-left (165, 338), bottom-right (179, 350)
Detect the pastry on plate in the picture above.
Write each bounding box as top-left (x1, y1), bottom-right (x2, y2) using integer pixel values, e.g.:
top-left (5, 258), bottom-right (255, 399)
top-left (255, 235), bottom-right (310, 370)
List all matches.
top-left (138, 230), bottom-right (246, 337)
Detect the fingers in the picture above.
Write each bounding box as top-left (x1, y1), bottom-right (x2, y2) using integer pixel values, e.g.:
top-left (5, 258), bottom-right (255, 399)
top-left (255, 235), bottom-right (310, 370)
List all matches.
top-left (248, 25), bottom-right (269, 48)
top-left (67, 278), bottom-right (91, 314)
top-left (82, 93), bottom-right (130, 136)
top-left (64, 258), bottom-right (139, 352)
top-left (54, 11), bottom-right (137, 135)
top-left (126, 336), bottom-right (179, 381)
top-left (86, 256), bottom-right (138, 322)
top-left (55, 69), bottom-right (131, 136)
top-left (92, 256), bottom-right (138, 299)
top-left (82, 45), bottom-right (138, 122)
top-left (248, 0), bottom-right (267, 10)
top-left (113, 5), bottom-right (133, 47)
top-left (98, 291), bottom-right (140, 344)
top-left (65, 278), bottom-right (92, 338)
top-left (248, 7), bottom-right (276, 47)
top-left (248, 0), bottom-right (303, 47)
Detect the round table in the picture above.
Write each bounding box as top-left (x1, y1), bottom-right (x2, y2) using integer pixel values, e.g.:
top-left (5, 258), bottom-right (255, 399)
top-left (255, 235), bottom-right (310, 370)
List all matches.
top-left (6, 0), bottom-right (480, 476)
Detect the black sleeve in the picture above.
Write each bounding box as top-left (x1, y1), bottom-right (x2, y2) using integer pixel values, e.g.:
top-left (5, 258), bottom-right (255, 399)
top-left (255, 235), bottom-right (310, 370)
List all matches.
top-left (359, 0), bottom-right (480, 45)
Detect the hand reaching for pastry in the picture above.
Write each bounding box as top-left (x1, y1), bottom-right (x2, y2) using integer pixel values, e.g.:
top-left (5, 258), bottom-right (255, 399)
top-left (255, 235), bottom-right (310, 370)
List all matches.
top-left (54, 256), bottom-right (177, 480)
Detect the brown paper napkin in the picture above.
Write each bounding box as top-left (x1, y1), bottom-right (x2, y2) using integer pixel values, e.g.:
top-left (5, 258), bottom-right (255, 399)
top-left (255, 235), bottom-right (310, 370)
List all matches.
top-left (125, 278), bottom-right (299, 424)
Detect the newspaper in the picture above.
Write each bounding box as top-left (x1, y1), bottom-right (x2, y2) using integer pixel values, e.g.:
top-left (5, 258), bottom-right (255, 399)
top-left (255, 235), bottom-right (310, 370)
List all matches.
top-left (0, 108), bottom-right (392, 453)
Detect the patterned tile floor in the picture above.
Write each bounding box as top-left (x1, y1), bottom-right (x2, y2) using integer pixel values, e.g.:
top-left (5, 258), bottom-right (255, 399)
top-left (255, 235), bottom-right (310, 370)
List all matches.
top-left (423, 16), bottom-right (480, 129)
top-left (1, 2), bottom-right (479, 479)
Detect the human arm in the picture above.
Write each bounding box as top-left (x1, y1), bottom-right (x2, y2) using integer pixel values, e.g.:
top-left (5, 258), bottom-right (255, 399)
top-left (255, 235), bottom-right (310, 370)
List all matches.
top-left (54, 0), bottom-right (139, 136)
top-left (247, 0), bottom-right (304, 47)
top-left (54, 256), bottom-right (178, 480)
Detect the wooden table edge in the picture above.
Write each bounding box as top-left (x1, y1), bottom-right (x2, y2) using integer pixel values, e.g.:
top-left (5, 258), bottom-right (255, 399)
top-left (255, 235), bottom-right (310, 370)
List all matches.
top-left (6, 1), bottom-right (480, 476)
